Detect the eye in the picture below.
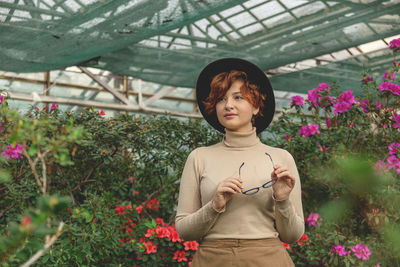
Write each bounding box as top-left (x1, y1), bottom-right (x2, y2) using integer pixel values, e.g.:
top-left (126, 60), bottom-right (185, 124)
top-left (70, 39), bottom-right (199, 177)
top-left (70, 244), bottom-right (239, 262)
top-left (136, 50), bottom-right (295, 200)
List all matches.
top-left (235, 95), bottom-right (244, 100)
top-left (217, 97), bottom-right (226, 102)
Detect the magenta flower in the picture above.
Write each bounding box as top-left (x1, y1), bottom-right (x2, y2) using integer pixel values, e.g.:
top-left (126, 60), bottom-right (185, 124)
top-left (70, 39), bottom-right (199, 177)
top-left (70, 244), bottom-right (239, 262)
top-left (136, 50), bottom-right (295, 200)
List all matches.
top-left (382, 71), bottom-right (389, 79)
top-left (306, 212), bottom-right (322, 227)
top-left (318, 95), bottom-right (334, 108)
top-left (332, 244), bottom-right (350, 256)
top-left (351, 243), bottom-right (371, 260)
top-left (325, 118), bottom-right (332, 128)
top-left (307, 88), bottom-right (318, 107)
top-left (0, 95), bottom-right (4, 103)
top-left (284, 134), bottom-right (293, 142)
top-left (1, 144), bottom-right (24, 159)
top-left (299, 124), bottom-right (320, 137)
top-left (359, 99), bottom-right (369, 113)
top-left (388, 142), bottom-right (400, 156)
top-left (392, 113), bottom-right (400, 128)
top-left (379, 81), bottom-right (400, 96)
top-left (337, 90), bottom-right (356, 104)
top-left (50, 103), bottom-right (59, 111)
top-left (391, 72), bottom-right (396, 80)
top-left (317, 83), bottom-right (331, 92)
top-left (291, 96), bottom-right (304, 107)
top-left (333, 101), bottom-right (352, 114)
top-left (361, 76), bottom-right (373, 84)
top-left (389, 38), bottom-right (400, 50)
top-left (318, 144), bottom-right (328, 152)
top-left (375, 102), bottom-right (383, 110)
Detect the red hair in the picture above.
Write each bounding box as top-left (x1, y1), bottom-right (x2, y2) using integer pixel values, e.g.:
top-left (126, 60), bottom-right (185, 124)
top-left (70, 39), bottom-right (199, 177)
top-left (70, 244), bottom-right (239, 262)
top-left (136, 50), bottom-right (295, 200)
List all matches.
top-left (202, 70), bottom-right (266, 117)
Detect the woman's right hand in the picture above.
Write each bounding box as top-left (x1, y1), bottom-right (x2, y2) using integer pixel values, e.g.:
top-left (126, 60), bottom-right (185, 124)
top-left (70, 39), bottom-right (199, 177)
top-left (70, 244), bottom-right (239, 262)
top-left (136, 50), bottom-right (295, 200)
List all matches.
top-left (212, 177), bottom-right (243, 212)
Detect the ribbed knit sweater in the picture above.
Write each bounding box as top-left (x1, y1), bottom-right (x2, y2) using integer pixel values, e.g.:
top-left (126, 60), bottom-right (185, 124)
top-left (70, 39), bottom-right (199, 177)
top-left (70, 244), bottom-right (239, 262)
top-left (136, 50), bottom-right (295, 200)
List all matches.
top-left (175, 127), bottom-right (304, 243)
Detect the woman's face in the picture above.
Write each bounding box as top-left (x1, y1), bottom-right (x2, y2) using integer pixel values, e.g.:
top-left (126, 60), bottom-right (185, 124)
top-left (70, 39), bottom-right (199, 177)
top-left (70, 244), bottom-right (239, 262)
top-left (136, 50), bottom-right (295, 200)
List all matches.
top-left (216, 80), bottom-right (259, 132)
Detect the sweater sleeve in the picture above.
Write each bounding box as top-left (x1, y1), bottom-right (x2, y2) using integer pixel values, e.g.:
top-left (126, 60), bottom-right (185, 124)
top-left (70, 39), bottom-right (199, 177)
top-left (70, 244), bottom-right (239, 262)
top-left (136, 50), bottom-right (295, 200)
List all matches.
top-left (175, 149), bottom-right (222, 241)
top-left (274, 150), bottom-right (305, 244)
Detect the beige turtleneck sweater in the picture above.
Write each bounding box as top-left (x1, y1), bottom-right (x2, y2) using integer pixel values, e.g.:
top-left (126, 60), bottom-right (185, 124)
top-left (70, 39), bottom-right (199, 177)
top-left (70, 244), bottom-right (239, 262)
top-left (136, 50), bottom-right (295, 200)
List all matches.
top-left (175, 127), bottom-right (304, 243)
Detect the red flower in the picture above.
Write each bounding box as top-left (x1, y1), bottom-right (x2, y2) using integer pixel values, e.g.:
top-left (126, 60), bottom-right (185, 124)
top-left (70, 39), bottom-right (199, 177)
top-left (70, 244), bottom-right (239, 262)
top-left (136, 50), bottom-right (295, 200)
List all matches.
top-left (145, 228), bottom-right (155, 238)
top-left (129, 176), bottom-right (134, 182)
top-left (298, 233), bottom-right (309, 243)
top-left (21, 216), bottom-right (31, 226)
top-left (173, 250), bottom-right (187, 262)
top-left (183, 241), bottom-right (199, 251)
top-left (143, 241), bottom-right (157, 254)
top-left (99, 110), bottom-right (105, 115)
top-left (115, 205), bottom-right (125, 215)
top-left (282, 242), bottom-right (290, 249)
top-left (155, 226), bottom-right (170, 238)
top-left (166, 226), bottom-right (181, 242)
top-left (136, 205), bottom-right (143, 214)
top-left (146, 198), bottom-right (159, 211)
top-left (135, 191), bottom-right (139, 197)
top-left (126, 227), bottom-right (133, 235)
top-left (125, 204), bottom-right (132, 209)
top-left (155, 218), bottom-right (165, 225)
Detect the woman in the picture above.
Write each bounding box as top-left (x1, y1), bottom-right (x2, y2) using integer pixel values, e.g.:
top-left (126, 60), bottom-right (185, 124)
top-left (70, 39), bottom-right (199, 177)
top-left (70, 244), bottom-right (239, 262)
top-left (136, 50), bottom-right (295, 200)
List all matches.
top-left (175, 58), bottom-right (304, 267)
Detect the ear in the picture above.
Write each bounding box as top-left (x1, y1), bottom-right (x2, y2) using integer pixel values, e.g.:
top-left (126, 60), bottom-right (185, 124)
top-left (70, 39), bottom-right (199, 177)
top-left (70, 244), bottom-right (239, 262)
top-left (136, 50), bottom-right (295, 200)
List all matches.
top-left (253, 107), bottom-right (260, 116)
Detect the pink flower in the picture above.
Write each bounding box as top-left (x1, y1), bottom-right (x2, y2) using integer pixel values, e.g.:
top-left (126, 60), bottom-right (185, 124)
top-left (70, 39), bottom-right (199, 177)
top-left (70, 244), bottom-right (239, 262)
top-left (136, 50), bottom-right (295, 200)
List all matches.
top-left (361, 76), bottom-right (373, 84)
top-left (390, 72), bottom-right (396, 80)
top-left (291, 96), bottom-right (304, 107)
top-left (351, 243), bottom-right (371, 260)
top-left (50, 103), bottom-right (59, 111)
top-left (325, 118), bottom-right (332, 128)
top-left (387, 155), bottom-right (400, 170)
top-left (99, 110), bottom-right (106, 116)
top-left (332, 244), bottom-right (350, 256)
top-left (317, 83), bottom-right (331, 92)
top-left (382, 71), bottom-right (389, 79)
top-left (376, 102), bottom-right (383, 110)
top-left (379, 81), bottom-right (400, 96)
top-left (333, 101), bottom-right (352, 114)
top-left (389, 38), bottom-right (400, 50)
top-left (1, 144), bottom-right (24, 159)
top-left (307, 88), bottom-right (319, 107)
top-left (388, 142), bottom-right (400, 156)
top-left (359, 99), bottom-right (369, 113)
top-left (299, 124), bottom-right (320, 137)
top-left (318, 144), bottom-right (329, 153)
top-left (0, 95), bottom-right (4, 103)
top-left (373, 160), bottom-right (388, 175)
top-left (306, 212), bottom-right (322, 227)
top-left (284, 134), bottom-right (293, 142)
top-left (337, 90), bottom-right (356, 104)
top-left (392, 113), bottom-right (400, 128)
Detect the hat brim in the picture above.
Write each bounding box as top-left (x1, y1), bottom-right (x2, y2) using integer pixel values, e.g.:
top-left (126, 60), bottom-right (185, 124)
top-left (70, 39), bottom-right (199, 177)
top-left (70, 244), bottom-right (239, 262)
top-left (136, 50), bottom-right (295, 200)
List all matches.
top-left (196, 58), bottom-right (275, 134)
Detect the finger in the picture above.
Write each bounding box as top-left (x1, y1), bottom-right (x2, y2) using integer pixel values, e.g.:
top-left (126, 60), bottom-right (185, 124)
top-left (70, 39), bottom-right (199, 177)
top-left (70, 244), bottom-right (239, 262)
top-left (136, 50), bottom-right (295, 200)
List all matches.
top-left (228, 178), bottom-right (244, 189)
top-left (228, 176), bottom-right (243, 183)
top-left (273, 164), bottom-right (282, 169)
top-left (274, 167), bottom-right (288, 174)
top-left (219, 186), bottom-right (239, 194)
top-left (276, 171), bottom-right (292, 178)
top-left (222, 182), bottom-right (243, 193)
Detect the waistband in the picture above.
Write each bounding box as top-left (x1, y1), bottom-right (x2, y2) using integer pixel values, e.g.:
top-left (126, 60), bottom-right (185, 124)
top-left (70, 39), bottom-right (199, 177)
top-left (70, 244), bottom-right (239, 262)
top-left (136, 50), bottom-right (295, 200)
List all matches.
top-left (200, 238), bottom-right (282, 248)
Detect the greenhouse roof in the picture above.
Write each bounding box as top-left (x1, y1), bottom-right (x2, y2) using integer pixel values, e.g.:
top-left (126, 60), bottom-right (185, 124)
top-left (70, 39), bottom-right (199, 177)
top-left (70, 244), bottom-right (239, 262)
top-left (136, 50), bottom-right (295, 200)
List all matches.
top-left (1, 0), bottom-right (399, 92)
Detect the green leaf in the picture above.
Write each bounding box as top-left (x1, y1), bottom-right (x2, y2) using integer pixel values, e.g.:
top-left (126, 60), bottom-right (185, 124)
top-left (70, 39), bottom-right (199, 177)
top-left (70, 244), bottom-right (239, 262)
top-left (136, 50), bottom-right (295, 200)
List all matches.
top-left (0, 168), bottom-right (11, 183)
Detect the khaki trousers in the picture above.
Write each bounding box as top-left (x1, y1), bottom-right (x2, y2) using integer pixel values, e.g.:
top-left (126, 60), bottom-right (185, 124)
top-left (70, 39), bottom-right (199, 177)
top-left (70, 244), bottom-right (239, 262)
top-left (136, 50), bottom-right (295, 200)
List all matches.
top-left (191, 238), bottom-right (295, 267)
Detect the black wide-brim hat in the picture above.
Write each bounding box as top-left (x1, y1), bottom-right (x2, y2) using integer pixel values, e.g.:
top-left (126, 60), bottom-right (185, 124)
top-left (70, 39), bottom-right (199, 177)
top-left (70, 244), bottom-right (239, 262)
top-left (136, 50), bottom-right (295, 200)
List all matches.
top-left (196, 58), bottom-right (275, 134)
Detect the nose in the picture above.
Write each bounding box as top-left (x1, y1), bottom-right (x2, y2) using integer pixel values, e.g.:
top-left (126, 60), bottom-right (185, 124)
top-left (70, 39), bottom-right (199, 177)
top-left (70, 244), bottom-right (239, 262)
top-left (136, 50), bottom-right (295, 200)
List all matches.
top-left (224, 97), bottom-right (234, 110)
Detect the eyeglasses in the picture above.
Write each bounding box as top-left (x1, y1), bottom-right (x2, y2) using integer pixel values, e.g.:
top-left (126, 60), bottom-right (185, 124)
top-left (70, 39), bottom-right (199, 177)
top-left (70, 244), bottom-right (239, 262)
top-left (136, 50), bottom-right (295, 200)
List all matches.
top-left (239, 152), bottom-right (278, 195)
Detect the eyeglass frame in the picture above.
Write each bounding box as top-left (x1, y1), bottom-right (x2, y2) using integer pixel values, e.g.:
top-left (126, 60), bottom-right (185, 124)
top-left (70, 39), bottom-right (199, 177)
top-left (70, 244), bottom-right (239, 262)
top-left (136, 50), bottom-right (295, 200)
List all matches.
top-left (239, 152), bottom-right (278, 195)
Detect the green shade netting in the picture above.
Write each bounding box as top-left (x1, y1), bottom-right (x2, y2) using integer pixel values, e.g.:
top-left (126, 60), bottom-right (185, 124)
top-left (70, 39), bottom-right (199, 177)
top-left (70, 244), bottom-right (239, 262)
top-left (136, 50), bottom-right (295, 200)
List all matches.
top-left (0, 0), bottom-right (400, 94)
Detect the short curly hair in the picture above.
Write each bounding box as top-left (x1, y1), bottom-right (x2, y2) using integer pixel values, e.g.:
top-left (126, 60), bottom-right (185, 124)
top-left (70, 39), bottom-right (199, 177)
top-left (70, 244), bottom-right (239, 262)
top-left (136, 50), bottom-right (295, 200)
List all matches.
top-left (202, 70), bottom-right (266, 118)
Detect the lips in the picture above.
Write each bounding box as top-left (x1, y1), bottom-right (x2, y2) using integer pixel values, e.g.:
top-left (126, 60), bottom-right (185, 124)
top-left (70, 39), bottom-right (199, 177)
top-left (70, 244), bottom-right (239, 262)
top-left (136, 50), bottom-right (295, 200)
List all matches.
top-left (224, 113), bottom-right (237, 118)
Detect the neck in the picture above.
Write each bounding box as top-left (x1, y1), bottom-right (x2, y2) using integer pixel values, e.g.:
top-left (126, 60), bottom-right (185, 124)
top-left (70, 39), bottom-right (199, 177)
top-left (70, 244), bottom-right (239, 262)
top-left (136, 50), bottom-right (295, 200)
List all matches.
top-left (223, 127), bottom-right (260, 148)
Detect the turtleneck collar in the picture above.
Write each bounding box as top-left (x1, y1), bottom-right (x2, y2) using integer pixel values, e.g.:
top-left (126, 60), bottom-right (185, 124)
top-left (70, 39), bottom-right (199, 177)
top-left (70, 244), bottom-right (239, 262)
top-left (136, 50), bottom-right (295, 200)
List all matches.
top-left (222, 127), bottom-right (260, 148)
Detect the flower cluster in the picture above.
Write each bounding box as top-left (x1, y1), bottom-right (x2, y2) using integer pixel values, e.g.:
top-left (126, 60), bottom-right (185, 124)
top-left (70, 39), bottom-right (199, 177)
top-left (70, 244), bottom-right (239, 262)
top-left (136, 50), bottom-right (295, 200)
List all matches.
top-left (299, 124), bottom-right (320, 137)
top-left (306, 213), bottom-right (322, 227)
top-left (306, 83), bottom-right (334, 108)
top-left (1, 144), bottom-right (24, 159)
top-left (386, 142), bottom-right (400, 174)
top-left (389, 38), bottom-right (400, 51)
top-left (333, 90), bottom-right (355, 114)
top-left (392, 113), bottom-right (400, 128)
top-left (282, 233), bottom-right (310, 250)
top-left (291, 96), bottom-right (304, 107)
top-left (332, 243), bottom-right (371, 260)
top-left (361, 76), bottom-right (373, 84)
top-left (379, 81), bottom-right (400, 96)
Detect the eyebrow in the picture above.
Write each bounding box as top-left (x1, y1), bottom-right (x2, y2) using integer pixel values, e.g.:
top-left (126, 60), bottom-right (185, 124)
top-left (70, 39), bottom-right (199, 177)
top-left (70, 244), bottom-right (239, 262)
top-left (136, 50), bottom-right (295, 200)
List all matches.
top-left (231, 91), bottom-right (242, 95)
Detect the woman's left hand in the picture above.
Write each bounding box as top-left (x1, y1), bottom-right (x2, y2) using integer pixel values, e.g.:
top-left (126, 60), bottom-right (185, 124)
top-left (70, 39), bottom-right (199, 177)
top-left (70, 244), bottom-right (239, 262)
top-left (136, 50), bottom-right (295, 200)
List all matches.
top-left (271, 164), bottom-right (295, 201)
